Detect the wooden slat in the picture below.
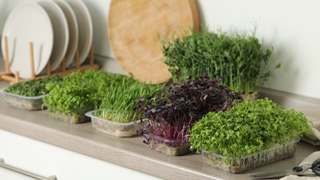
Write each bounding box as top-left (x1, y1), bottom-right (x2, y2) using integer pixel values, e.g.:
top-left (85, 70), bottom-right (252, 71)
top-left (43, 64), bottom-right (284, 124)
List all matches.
top-left (4, 36), bottom-right (10, 73)
top-left (15, 72), bottom-right (20, 83)
top-left (90, 43), bottom-right (94, 66)
top-left (1, 75), bottom-right (15, 82)
top-left (61, 58), bottom-right (66, 72)
top-left (0, 71), bottom-right (12, 76)
top-left (29, 42), bottom-right (36, 79)
top-left (53, 64), bottom-right (100, 76)
top-left (75, 45), bottom-right (80, 69)
top-left (46, 60), bottom-right (51, 76)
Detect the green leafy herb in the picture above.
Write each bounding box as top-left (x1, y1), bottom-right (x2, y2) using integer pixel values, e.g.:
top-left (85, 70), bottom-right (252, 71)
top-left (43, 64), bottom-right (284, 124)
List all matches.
top-left (44, 83), bottom-right (94, 114)
top-left (161, 25), bottom-right (282, 96)
top-left (43, 69), bottom-right (157, 118)
top-left (43, 69), bottom-right (132, 114)
top-left (189, 98), bottom-right (312, 158)
top-left (4, 75), bottom-right (63, 97)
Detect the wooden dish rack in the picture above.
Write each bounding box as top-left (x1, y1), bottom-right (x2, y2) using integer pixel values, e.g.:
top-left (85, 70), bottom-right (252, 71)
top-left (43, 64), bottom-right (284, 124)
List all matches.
top-left (0, 36), bottom-right (100, 85)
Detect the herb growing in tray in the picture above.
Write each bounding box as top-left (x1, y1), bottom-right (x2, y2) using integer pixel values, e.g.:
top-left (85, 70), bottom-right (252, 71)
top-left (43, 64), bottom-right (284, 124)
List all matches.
top-left (162, 25), bottom-right (282, 100)
top-left (86, 80), bottom-right (166, 137)
top-left (43, 69), bottom-right (137, 123)
top-left (3, 75), bottom-right (63, 110)
top-left (189, 98), bottom-right (312, 173)
top-left (134, 73), bottom-right (243, 155)
top-left (43, 69), bottom-right (157, 124)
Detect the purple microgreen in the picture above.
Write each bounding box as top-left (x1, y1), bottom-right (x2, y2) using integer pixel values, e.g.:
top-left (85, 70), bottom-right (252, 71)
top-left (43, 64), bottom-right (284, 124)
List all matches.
top-left (134, 73), bottom-right (243, 147)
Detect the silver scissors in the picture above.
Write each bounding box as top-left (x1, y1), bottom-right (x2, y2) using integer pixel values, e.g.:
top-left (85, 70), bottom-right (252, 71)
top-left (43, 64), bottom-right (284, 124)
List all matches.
top-left (250, 158), bottom-right (320, 179)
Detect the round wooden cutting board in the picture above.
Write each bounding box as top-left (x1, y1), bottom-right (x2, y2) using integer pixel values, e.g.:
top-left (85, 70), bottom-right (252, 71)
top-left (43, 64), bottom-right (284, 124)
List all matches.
top-left (108, 0), bottom-right (199, 84)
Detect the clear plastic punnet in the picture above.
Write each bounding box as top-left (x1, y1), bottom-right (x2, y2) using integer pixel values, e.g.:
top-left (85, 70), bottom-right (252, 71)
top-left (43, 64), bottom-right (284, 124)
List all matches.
top-left (201, 138), bottom-right (300, 174)
top-left (3, 91), bottom-right (48, 110)
top-left (47, 107), bottom-right (92, 124)
top-left (144, 134), bottom-right (191, 156)
top-left (85, 110), bottom-right (147, 137)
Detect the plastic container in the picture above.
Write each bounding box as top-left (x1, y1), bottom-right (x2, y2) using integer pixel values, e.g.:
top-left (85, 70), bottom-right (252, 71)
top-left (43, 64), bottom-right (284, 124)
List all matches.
top-left (201, 138), bottom-right (300, 174)
top-left (144, 134), bottom-right (191, 156)
top-left (47, 107), bottom-right (92, 124)
top-left (85, 110), bottom-right (147, 137)
top-left (3, 91), bottom-right (48, 110)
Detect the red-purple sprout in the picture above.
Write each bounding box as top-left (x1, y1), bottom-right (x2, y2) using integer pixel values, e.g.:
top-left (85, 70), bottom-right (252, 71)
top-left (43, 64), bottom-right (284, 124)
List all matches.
top-left (134, 73), bottom-right (243, 147)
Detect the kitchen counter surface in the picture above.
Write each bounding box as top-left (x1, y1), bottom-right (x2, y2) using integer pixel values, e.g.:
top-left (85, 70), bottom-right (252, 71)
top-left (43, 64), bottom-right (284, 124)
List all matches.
top-left (0, 80), bottom-right (320, 180)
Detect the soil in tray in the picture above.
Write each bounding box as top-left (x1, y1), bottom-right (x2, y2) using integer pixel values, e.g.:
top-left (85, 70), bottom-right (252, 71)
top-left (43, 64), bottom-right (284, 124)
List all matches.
top-left (202, 146), bottom-right (296, 173)
top-left (92, 118), bottom-right (141, 137)
top-left (242, 91), bottom-right (259, 101)
top-left (148, 139), bottom-right (191, 156)
top-left (49, 111), bottom-right (90, 124)
top-left (5, 96), bottom-right (44, 110)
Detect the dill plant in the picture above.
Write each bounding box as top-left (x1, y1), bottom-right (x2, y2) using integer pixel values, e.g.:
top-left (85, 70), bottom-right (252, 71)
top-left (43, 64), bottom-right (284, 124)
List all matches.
top-left (162, 25), bottom-right (282, 97)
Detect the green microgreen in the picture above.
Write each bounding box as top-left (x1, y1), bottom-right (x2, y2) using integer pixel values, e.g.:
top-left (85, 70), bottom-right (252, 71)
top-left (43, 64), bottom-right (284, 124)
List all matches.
top-left (98, 81), bottom-right (166, 123)
top-left (161, 25), bottom-right (282, 96)
top-left (42, 69), bottom-right (165, 122)
top-left (4, 75), bottom-right (63, 97)
top-left (189, 98), bottom-right (312, 158)
top-left (43, 69), bottom-right (136, 115)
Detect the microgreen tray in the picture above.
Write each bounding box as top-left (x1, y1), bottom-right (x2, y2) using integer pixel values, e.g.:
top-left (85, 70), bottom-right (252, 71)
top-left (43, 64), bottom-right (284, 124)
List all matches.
top-left (144, 134), bottom-right (191, 156)
top-left (47, 107), bottom-right (92, 124)
top-left (85, 110), bottom-right (147, 137)
top-left (201, 138), bottom-right (300, 174)
top-left (3, 90), bottom-right (48, 110)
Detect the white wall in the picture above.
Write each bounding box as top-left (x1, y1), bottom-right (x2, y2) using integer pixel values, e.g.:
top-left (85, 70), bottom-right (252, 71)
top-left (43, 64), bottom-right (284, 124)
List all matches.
top-left (1, 0), bottom-right (320, 99)
top-left (80, 0), bottom-right (114, 58)
top-left (196, 0), bottom-right (320, 99)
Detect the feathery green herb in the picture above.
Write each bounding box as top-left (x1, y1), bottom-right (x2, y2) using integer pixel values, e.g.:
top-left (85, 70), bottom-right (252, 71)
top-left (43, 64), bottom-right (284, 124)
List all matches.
top-left (189, 98), bottom-right (312, 158)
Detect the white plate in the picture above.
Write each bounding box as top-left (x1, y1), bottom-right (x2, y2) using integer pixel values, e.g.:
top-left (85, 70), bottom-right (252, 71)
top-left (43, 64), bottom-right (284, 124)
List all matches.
top-left (1, 2), bottom-right (53, 79)
top-left (38, 0), bottom-right (69, 72)
top-left (65, 0), bottom-right (93, 65)
top-left (52, 0), bottom-right (78, 67)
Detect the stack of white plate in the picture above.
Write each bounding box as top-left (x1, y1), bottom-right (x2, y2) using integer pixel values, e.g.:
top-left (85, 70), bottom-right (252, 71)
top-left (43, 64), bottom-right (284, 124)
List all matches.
top-left (1, 0), bottom-right (93, 79)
